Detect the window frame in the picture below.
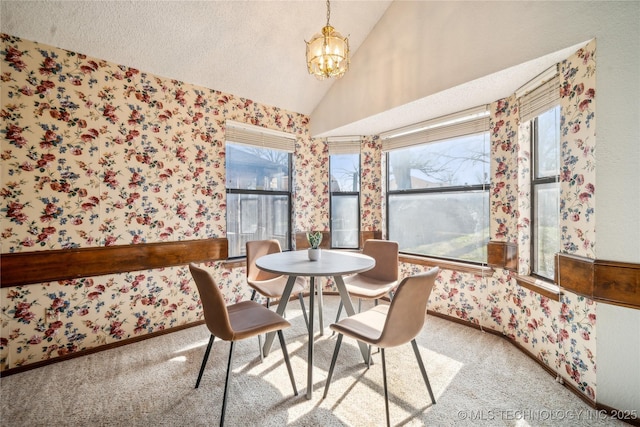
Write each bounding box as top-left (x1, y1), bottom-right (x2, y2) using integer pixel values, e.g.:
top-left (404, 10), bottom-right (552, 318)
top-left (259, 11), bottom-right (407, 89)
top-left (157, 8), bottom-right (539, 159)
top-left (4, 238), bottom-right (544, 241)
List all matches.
top-left (224, 126), bottom-right (294, 259)
top-left (329, 152), bottom-right (361, 249)
top-left (384, 126), bottom-right (490, 265)
top-left (529, 106), bottom-right (561, 281)
top-left (226, 187), bottom-right (293, 258)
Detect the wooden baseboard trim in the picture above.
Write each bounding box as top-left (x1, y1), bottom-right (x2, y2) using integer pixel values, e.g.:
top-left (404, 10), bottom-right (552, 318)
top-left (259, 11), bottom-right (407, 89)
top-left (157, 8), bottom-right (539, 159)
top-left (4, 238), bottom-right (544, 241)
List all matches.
top-left (596, 403), bottom-right (640, 426)
top-left (507, 336), bottom-right (598, 409)
top-left (426, 309), bottom-right (500, 335)
top-left (0, 320), bottom-right (205, 377)
top-left (423, 309), bottom-right (640, 417)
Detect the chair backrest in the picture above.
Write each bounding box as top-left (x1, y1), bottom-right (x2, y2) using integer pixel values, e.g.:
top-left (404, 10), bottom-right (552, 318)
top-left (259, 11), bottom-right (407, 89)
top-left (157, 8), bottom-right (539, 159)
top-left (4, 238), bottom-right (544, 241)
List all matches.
top-left (246, 239), bottom-right (282, 282)
top-left (360, 239), bottom-right (399, 283)
top-left (377, 267), bottom-right (439, 348)
top-left (189, 263), bottom-right (235, 341)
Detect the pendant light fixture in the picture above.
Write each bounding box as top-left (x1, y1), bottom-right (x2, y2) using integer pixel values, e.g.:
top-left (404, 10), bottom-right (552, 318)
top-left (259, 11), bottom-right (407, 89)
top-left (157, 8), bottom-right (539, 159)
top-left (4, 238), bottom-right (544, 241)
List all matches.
top-left (305, 0), bottom-right (350, 80)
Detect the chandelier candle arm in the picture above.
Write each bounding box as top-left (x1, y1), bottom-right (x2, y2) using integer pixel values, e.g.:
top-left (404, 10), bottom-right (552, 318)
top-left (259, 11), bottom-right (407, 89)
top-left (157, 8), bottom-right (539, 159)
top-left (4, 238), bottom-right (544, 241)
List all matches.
top-left (305, 0), bottom-right (350, 80)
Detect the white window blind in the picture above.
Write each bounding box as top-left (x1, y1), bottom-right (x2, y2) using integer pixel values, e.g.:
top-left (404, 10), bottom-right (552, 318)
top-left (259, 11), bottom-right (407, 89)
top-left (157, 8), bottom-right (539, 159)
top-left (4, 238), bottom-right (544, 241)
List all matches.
top-left (328, 136), bottom-right (361, 155)
top-left (380, 105), bottom-right (490, 152)
top-left (225, 120), bottom-right (296, 152)
top-left (517, 64), bottom-right (561, 123)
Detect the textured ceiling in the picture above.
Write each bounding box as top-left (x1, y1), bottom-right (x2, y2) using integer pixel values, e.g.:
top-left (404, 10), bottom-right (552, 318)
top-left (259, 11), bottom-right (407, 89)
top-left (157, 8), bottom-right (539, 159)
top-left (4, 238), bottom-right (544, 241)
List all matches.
top-left (1, 0), bottom-right (392, 117)
top-left (1, 1), bottom-right (582, 138)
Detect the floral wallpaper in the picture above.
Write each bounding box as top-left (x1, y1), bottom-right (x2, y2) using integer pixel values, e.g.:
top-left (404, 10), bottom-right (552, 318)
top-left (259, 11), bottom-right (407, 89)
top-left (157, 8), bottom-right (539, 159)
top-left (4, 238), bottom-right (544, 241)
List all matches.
top-left (516, 119), bottom-right (533, 275)
top-left (559, 44), bottom-right (597, 259)
top-left (490, 94), bottom-right (520, 244)
top-left (360, 135), bottom-right (383, 233)
top-left (0, 32), bottom-right (600, 404)
top-left (293, 136), bottom-right (329, 236)
top-left (0, 33), bottom-right (311, 370)
top-left (555, 39), bottom-right (598, 400)
top-left (489, 39), bottom-right (598, 400)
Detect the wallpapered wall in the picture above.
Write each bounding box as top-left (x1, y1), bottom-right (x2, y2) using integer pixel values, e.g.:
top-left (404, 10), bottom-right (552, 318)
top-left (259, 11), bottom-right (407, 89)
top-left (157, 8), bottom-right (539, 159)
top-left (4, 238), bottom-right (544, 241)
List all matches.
top-left (397, 39), bottom-right (598, 401)
top-left (1, 34), bottom-right (598, 403)
top-left (0, 32), bottom-right (323, 369)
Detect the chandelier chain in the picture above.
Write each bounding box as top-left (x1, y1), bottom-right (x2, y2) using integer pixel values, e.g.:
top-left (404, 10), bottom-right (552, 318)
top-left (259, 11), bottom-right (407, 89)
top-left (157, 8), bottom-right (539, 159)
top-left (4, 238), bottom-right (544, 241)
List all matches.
top-left (326, 0), bottom-right (331, 27)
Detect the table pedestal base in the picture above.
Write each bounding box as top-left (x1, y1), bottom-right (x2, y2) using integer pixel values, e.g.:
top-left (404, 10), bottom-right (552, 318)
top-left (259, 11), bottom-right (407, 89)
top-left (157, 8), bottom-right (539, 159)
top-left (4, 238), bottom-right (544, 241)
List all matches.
top-left (262, 275), bottom-right (370, 400)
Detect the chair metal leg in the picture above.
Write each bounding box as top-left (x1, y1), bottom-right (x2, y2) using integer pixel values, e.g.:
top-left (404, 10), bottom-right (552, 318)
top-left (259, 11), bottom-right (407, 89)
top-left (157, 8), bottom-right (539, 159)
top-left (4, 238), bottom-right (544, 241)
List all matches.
top-left (411, 339), bottom-right (436, 404)
top-left (299, 292), bottom-right (310, 332)
top-left (335, 300), bottom-right (343, 322)
top-left (220, 341), bottom-right (235, 427)
top-left (195, 334), bottom-right (215, 389)
top-left (371, 300), bottom-right (381, 356)
top-left (367, 345), bottom-right (373, 368)
top-left (332, 300), bottom-right (343, 336)
top-left (323, 334), bottom-right (343, 398)
top-left (257, 298), bottom-right (273, 362)
top-left (381, 348), bottom-right (390, 427)
top-left (250, 290), bottom-right (265, 361)
top-left (277, 330), bottom-right (298, 396)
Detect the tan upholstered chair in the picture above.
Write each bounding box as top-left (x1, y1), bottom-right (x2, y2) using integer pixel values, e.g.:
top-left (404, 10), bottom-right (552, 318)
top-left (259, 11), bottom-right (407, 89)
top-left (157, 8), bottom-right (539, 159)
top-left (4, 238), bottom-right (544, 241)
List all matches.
top-left (189, 263), bottom-right (298, 427)
top-left (246, 239), bottom-right (309, 330)
top-left (323, 268), bottom-right (440, 427)
top-left (334, 239), bottom-right (399, 322)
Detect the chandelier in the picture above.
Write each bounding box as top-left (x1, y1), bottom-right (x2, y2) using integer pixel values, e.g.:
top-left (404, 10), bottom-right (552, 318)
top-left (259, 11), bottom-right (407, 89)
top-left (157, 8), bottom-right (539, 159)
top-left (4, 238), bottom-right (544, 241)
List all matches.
top-left (305, 0), bottom-right (350, 80)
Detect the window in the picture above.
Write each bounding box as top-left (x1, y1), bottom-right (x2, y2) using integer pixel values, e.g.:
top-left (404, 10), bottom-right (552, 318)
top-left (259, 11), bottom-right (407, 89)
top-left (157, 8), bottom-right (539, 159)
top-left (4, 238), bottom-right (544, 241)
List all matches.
top-left (383, 107), bottom-right (490, 263)
top-left (531, 106), bottom-right (560, 280)
top-left (517, 65), bottom-right (561, 281)
top-left (329, 145), bottom-right (360, 248)
top-left (225, 121), bottom-right (294, 258)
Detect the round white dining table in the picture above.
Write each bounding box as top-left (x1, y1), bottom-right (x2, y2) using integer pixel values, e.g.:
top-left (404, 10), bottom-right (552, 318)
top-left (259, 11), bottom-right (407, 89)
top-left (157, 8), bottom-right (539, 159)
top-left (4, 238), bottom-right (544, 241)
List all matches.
top-left (256, 249), bottom-right (375, 399)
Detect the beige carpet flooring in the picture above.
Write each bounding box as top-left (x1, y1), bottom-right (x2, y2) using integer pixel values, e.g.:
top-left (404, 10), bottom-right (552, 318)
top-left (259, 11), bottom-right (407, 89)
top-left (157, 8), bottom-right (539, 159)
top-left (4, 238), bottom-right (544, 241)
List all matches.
top-left (0, 295), bottom-right (625, 426)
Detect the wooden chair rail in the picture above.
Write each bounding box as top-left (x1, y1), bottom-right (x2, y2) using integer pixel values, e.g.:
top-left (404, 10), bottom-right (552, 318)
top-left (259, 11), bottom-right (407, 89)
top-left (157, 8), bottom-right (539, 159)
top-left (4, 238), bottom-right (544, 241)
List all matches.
top-left (1, 238), bottom-right (228, 288)
top-left (487, 241), bottom-right (518, 271)
top-left (486, 242), bottom-right (640, 309)
top-left (557, 253), bottom-right (640, 309)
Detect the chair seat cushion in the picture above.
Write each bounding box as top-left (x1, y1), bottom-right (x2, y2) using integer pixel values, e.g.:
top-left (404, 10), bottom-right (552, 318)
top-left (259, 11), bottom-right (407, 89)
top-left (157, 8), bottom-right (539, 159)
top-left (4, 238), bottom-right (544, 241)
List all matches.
top-left (228, 300), bottom-right (291, 340)
top-left (343, 275), bottom-right (397, 299)
top-left (330, 304), bottom-right (389, 345)
top-left (248, 275), bottom-right (306, 299)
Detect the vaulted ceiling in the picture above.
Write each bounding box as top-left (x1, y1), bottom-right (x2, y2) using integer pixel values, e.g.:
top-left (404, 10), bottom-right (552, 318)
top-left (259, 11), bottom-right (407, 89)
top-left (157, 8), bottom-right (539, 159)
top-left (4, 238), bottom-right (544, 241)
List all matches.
top-left (1, 1), bottom-right (580, 138)
top-left (1, 1), bottom-right (391, 116)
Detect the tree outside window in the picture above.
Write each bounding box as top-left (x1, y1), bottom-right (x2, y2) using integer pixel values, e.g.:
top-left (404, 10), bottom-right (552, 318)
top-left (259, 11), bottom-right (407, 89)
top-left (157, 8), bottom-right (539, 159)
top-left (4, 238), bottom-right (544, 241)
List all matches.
top-left (387, 132), bottom-right (490, 263)
top-left (226, 142), bottom-right (291, 257)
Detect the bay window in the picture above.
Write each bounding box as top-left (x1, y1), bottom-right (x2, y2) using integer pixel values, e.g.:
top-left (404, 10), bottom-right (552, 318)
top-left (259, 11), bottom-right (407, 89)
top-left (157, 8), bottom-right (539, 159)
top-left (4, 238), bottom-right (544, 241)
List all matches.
top-left (382, 107), bottom-right (490, 263)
